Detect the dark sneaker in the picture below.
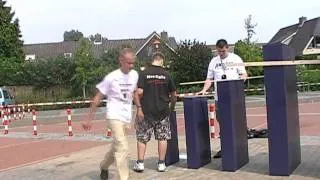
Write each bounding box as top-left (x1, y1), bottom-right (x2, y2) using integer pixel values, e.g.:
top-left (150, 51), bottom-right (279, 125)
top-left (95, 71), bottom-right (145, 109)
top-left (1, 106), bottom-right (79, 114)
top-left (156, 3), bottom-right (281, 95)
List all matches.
top-left (213, 150), bottom-right (222, 158)
top-left (100, 169), bottom-right (109, 180)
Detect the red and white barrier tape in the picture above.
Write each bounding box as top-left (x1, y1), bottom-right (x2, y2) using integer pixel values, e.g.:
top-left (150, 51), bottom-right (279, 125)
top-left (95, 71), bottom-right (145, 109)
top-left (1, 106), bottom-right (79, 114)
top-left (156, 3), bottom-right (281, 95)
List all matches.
top-left (1, 82), bottom-right (319, 109)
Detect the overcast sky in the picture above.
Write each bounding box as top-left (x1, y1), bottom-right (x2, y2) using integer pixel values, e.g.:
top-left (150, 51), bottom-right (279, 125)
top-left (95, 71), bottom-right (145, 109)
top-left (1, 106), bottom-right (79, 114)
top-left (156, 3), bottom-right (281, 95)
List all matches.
top-left (6, 0), bottom-right (320, 45)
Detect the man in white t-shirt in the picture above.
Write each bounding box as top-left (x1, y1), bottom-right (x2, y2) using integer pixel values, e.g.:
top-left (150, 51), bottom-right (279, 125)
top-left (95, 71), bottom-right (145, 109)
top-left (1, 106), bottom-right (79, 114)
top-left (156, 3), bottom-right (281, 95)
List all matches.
top-left (82, 48), bottom-right (139, 180)
top-left (198, 39), bottom-right (248, 158)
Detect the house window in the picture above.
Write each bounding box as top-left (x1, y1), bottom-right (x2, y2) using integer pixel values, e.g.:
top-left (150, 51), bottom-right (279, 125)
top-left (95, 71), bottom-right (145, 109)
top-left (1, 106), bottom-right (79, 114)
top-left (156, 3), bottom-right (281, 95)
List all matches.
top-left (147, 46), bottom-right (152, 56)
top-left (315, 36), bottom-right (320, 48)
top-left (94, 41), bottom-right (102, 45)
top-left (309, 36), bottom-right (320, 48)
top-left (25, 54), bottom-right (36, 61)
top-left (64, 53), bottom-right (72, 58)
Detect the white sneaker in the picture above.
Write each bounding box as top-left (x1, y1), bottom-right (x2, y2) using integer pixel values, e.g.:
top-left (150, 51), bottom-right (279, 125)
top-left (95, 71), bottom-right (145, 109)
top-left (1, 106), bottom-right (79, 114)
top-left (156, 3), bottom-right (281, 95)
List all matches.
top-left (157, 162), bottom-right (166, 172)
top-left (133, 161), bottom-right (144, 172)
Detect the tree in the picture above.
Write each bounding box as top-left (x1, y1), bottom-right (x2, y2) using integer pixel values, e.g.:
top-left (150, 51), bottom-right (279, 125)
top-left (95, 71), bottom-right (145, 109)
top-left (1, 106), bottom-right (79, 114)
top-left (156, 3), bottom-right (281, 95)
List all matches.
top-left (234, 15), bottom-right (263, 85)
top-left (63, 29), bottom-right (84, 41)
top-left (244, 14), bottom-right (257, 44)
top-left (170, 40), bottom-right (213, 85)
top-left (89, 33), bottom-right (103, 43)
top-left (0, 0), bottom-right (24, 60)
top-left (73, 38), bottom-right (95, 98)
top-left (234, 40), bottom-right (263, 77)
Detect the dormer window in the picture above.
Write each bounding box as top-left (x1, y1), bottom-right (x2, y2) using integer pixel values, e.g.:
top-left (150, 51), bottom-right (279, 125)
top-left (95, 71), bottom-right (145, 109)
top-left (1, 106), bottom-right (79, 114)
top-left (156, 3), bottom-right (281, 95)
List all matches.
top-left (64, 53), bottom-right (72, 58)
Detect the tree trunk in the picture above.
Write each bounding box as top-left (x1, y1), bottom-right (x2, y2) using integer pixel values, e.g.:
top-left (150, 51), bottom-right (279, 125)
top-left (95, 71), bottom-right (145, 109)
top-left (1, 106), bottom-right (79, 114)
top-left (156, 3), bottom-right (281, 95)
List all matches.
top-left (82, 85), bottom-right (86, 99)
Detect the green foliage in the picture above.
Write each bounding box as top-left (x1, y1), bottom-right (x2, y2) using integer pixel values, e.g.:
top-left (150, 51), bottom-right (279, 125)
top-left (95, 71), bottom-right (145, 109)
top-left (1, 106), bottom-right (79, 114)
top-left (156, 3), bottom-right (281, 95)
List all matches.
top-left (89, 33), bottom-right (103, 42)
top-left (297, 70), bottom-right (320, 91)
top-left (63, 29), bottom-right (84, 41)
top-left (73, 39), bottom-right (96, 98)
top-left (295, 54), bottom-right (320, 70)
top-left (244, 14), bottom-right (257, 44)
top-left (0, 58), bottom-right (23, 85)
top-left (298, 70), bottom-right (320, 83)
top-left (170, 39), bottom-right (213, 85)
top-left (234, 40), bottom-right (263, 77)
top-left (0, 0), bottom-right (24, 60)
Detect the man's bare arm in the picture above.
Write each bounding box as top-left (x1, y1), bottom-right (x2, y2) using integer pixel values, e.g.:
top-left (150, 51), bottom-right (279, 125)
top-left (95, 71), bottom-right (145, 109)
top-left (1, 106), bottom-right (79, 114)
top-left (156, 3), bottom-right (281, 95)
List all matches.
top-left (198, 79), bottom-right (213, 94)
top-left (169, 91), bottom-right (177, 111)
top-left (88, 91), bottom-right (104, 120)
top-left (133, 88), bottom-right (144, 121)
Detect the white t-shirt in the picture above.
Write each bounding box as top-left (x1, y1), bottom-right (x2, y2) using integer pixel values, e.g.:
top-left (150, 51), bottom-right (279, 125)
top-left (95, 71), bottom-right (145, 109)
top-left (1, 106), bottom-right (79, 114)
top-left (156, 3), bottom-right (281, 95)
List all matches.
top-left (206, 53), bottom-right (247, 100)
top-left (96, 69), bottom-right (139, 123)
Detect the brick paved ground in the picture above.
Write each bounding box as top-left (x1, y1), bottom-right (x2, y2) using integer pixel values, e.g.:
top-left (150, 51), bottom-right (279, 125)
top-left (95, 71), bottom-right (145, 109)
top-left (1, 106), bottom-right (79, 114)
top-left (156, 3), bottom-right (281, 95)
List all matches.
top-left (0, 136), bottom-right (319, 180)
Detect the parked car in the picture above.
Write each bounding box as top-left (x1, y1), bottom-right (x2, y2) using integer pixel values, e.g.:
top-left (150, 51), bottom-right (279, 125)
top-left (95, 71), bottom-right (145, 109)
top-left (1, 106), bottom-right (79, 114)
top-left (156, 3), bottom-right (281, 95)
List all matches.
top-left (0, 87), bottom-right (15, 106)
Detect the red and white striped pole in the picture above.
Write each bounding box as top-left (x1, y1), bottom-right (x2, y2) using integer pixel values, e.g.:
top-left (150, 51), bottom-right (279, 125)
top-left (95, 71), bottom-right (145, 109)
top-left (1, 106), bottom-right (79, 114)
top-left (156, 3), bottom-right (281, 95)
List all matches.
top-left (18, 107), bottom-right (22, 120)
top-left (209, 104), bottom-right (216, 139)
top-left (4, 111), bottom-right (9, 135)
top-left (106, 129), bottom-right (112, 137)
top-left (67, 109), bottom-right (73, 136)
top-left (32, 110), bottom-right (37, 135)
top-left (8, 108), bottom-right (12, 123)
top-left (1, 108), bottom-right (4, 125)
top-left (22, 105), bottom-right (26, 118)
top-left (13, 107), bottom-right (17, 121)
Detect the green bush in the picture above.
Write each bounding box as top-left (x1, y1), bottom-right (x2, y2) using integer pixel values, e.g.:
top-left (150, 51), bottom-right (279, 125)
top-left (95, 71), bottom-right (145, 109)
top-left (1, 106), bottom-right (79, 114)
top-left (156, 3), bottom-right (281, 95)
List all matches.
top-left (298, 70), bottom-right (320, 91)
top-left (298, 70), bottom-right (320, 82)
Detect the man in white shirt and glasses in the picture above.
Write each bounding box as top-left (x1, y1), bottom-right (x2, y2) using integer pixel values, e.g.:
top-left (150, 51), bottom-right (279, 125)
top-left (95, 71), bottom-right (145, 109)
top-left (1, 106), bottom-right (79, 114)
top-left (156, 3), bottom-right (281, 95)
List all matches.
top-left (198, 39), bottom-right (248, 158)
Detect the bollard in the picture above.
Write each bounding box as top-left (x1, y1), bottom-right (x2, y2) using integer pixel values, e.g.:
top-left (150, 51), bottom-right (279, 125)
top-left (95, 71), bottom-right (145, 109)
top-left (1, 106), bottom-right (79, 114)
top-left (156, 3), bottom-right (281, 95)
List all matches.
top-left (67, 109), bottom-right (73, 136)
top-left (106, 129), bottom-right (112, 137)
top-left (1, 108), bottom-right (4, 124)
top-left (209, 104), bottom-right (216, 139)
top-left (8, 108), bottom-right (12, 123)
top-left (22, 105), bottom-right (26, 118)
top-left (3, 111), bottom-right (9, 134)
top-left (165, 111), bottom-right (180, 166)
top-left (217, 79), bottom-right (249, 171)
top-left (32, 110), bottom-right (37, 135)
top-left (13, 107), bottom-right (17, 121)
top-left (18, 107), bottom-right (22, 120)
top-left (183, 96), bottom-right (211, 169)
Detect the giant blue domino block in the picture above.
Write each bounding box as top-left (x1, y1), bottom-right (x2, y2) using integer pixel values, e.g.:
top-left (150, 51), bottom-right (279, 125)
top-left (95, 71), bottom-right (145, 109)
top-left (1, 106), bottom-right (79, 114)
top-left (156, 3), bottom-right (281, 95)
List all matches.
top-left (165, 111), bottom-right (180, 166)
top-left (183, 97), bottom-right (211, 169)
top-left (263, 43), bottom-right (301, 176)
top-left (217, 79), bottom-right (249, 171)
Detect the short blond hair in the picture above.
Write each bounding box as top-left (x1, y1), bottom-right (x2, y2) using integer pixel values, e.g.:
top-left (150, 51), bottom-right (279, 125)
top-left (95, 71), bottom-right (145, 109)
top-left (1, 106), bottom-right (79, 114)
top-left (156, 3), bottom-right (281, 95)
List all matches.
top-left (119, 48), bottom-right (134, 58)
top-left (152, 52), bottom-right (165, 61)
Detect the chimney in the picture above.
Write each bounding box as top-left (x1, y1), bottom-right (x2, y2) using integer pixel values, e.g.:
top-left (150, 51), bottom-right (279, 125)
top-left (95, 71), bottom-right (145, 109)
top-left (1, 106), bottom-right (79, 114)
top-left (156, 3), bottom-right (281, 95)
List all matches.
top-left (299, 16), bottom-right (307, 26)
top-left (160, 31), bottom-right (169, 41)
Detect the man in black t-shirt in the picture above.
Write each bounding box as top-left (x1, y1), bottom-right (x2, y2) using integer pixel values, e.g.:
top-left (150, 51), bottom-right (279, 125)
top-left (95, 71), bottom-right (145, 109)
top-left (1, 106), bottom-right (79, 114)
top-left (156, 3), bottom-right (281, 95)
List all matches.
top-left (133, 52), bottom-right (177, 173)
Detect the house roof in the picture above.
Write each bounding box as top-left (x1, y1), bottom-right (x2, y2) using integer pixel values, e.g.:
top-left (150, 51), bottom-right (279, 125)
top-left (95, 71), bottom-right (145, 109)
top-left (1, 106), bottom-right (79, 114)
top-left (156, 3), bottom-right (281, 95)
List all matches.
top-left (23, 31), bottom-right (177, 59)
top-left (268, 17), bottom-right (320, 56)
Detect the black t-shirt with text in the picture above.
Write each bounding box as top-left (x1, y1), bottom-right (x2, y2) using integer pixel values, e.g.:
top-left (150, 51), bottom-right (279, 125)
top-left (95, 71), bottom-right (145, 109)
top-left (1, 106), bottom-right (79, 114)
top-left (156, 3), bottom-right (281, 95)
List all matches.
top-left (138, 65), bottom-right (176, 121)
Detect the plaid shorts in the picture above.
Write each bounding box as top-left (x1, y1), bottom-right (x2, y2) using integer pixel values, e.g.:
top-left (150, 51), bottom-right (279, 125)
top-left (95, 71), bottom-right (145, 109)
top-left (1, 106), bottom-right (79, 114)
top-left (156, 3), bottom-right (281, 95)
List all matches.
top-left (136, 115), bottom-right (171, 144)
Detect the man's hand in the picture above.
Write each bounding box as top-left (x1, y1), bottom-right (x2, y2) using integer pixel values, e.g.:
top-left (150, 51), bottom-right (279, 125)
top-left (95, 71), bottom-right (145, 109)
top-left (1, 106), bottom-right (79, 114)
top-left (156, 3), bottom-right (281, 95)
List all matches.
top-left (82, 91), bottom-right (104, 132)
top-left (136, 108), bottom-right (144, 121)
top-left (239, 74), bottom-right (248, 81)
top-left (82, 119), bottom-right (92, 131)
top-left (196, 90), bottom-right (206, 95)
